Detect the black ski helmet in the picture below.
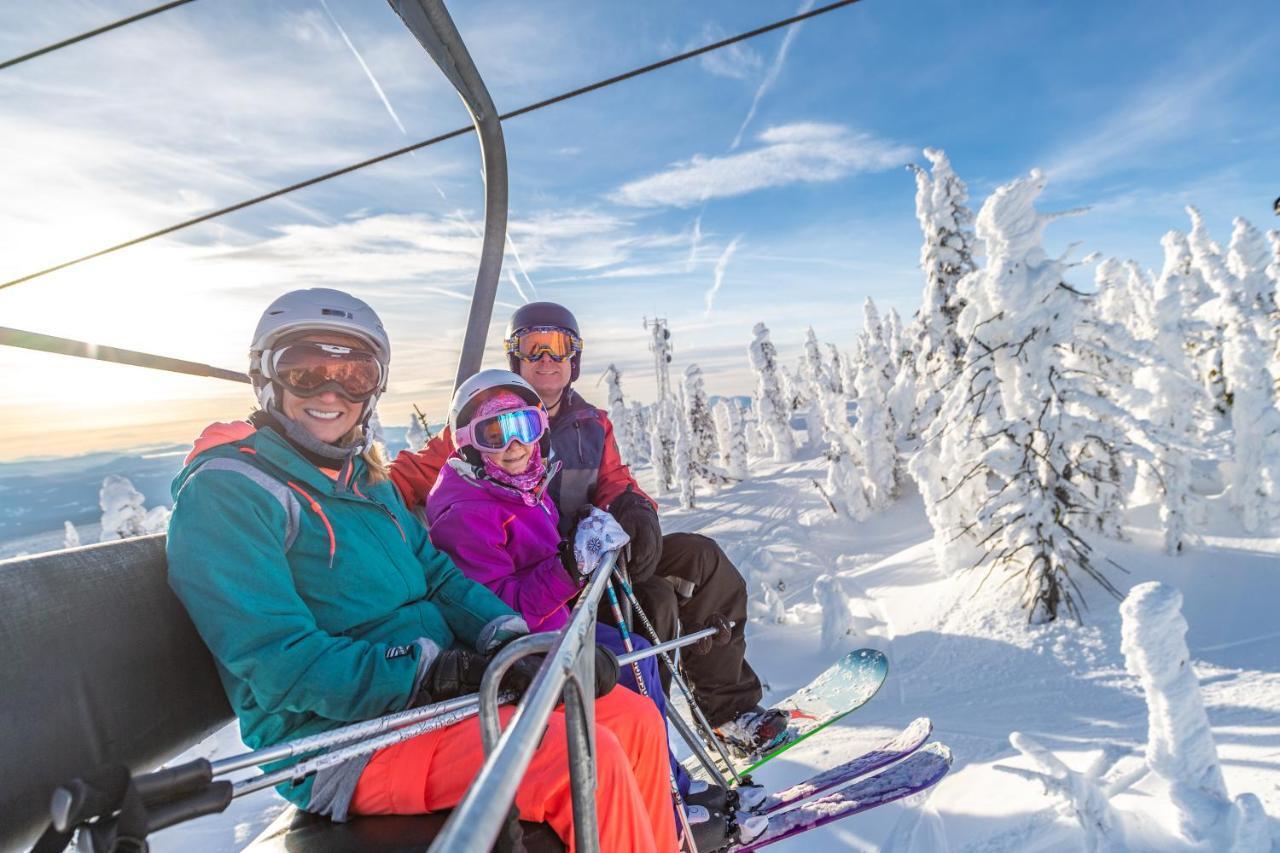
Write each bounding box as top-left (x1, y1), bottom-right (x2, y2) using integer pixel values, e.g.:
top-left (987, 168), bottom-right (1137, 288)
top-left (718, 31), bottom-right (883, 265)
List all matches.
top-left (505, 301), bottom-right (582, 381)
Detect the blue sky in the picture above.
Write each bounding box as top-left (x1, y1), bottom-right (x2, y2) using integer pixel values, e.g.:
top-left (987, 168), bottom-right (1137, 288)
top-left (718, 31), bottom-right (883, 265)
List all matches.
top-left (0, 0), bottom-right (1275, 459)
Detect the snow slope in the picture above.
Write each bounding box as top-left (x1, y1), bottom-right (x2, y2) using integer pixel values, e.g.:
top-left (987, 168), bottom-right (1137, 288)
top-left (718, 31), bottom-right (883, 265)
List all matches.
top-left (659, 455), bottom-right (1280, 852)
top-left (153, 452), bottom-right (1279, 851)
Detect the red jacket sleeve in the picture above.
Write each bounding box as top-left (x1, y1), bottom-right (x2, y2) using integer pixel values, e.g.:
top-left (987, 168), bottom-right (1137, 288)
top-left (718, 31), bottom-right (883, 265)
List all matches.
top-left (389, 428), bottom-right (453, 511)
top-left (593, 412), bottom-right (657, 512)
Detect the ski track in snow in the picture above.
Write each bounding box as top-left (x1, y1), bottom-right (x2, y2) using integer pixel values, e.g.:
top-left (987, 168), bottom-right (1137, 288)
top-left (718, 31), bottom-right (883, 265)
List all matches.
top-left (152, 454), bottom-right (1280, 851)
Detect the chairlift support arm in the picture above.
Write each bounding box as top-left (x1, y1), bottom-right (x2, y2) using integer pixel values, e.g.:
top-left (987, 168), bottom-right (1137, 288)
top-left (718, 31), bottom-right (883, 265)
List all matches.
top-left (388, 0), bottom-right (508, 392)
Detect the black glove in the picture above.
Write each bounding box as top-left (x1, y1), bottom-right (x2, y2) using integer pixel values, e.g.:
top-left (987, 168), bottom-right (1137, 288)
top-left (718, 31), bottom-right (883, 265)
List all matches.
top-left (607, 489), bottom-right (662, 582)
top-left (592, 644), bottom-right (620, 698)
top-left (499, 653), bottom-right (544, 701)
top-left (687, 613), bottom-right (732, 656)
top-left (413, 647), bottom-right (491, 706)
top-left (501, 646), bottom-right (618, 699)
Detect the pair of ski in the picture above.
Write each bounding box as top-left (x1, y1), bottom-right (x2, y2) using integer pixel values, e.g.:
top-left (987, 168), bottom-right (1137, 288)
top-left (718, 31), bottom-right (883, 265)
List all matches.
top-left (735, 717), bottom-right (949, 850)
top-left (681, 648), bottom-right (950, 849)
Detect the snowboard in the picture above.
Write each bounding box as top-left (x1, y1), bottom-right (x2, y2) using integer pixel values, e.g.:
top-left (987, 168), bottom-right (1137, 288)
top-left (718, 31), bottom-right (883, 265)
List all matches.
top-left (689, 647), bottom-right (889, 780)
top-left (735, 741), bottom-right (953, 851)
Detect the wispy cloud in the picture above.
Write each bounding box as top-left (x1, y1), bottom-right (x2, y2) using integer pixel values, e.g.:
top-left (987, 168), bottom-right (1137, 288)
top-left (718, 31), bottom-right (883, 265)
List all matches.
top-left (319, 0), bottom-right (408, 134)
top-left (731, 0), bottom-right (815, 150)
top-left (611, 123), bottom-right (912, 209)
top-left (696, 24), bottom-right (763, 81)
top-left (1043, 37), bottom-right (1264, 184)
top-left (705, 235), bottom-right (743, 314)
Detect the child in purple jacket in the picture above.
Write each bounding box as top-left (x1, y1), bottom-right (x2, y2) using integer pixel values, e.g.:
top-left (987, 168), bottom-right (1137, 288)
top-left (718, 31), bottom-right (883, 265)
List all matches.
top-left (423, 372), bottom-right (718, 813)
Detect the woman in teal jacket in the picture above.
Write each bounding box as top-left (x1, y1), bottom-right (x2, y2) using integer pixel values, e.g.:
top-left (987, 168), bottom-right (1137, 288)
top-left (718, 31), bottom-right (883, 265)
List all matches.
top-left (165, 288), bottom-right (678, 852)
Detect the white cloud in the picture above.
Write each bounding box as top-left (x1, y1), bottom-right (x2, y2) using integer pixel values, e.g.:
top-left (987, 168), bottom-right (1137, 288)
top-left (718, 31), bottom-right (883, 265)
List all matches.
top-left (696, 25), bottom-right (763, 81)
top-left (611, 123), bottom-right (912, 209)
top-left (1043, 38), bottom-right (1263, 184)
top-left (732, 0), bottom-right (815, 150)
top-left (705, 236), bottom-right (743, 314)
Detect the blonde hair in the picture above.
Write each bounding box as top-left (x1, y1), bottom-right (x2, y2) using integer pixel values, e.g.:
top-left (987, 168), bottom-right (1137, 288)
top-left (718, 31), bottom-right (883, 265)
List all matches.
top-left (339, 426), bottom-right (391, 484)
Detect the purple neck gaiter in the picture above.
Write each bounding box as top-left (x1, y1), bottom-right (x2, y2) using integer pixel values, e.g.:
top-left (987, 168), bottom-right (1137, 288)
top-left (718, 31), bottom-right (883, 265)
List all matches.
top-left (482, 442), bottom-right (546, 505)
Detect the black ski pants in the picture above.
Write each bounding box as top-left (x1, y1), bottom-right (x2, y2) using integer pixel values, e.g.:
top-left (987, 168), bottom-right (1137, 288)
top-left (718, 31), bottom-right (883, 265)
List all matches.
top-left (630, 532), bottom-right (763, 727)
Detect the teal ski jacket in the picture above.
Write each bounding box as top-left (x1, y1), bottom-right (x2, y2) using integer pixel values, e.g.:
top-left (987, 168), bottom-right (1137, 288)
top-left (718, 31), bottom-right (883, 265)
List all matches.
top-left (166, 419), bottom-right (525, 810)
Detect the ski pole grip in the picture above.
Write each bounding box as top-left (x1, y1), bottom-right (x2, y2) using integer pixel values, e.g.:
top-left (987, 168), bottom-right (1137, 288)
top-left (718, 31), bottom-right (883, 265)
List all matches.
top-left (145, 780), bottom-right (234, 833)
top-left (134, 758), bottom-right (213, 803)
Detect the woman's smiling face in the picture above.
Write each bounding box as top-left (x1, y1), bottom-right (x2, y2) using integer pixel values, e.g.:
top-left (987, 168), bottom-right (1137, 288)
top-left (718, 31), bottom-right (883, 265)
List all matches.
top-left (279, 333), bottom-right (366, 444)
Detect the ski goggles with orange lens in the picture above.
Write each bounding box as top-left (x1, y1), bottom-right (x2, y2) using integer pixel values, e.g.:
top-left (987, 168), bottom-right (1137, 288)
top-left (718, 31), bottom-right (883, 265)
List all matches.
top-left (505, 326), bottom-right (583, 362)
top-left (268, 342), bottom-right (385, 402)
top-left (457, 405), bottom-right (549, 452)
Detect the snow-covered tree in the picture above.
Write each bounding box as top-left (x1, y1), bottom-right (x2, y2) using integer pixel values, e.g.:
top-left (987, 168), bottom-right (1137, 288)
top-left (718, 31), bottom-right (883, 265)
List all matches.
top-left (606, 364), bottom-right (642, 466)
top-left (908, 148), bottom-right (977, 428)
top-left (406, 411), bottom-right (428, 453)
top-left (1186, 207), bottom-right (1230, 416)
top-left (63, 521), bottom-right (81, 549)
top-left (1134, 231), bottom-right (1214, 554)
top-left (99, 475), bottom-right (170, 542)
top-left (748, 323), bottom-right (795, 462)
top-left (913, 169), bottom-right (1123, 623)
top-left (366, 408), bottom-right (386, 446)
top-left (1191, 215), bottom-right (1280, 532)
top-left (813, 574), bottom-right (859, 653)
top-left (648, 399), bottom-right (676, 494)
top-left (672, 390), bottom-right (696, 509)
top-left (1120, 583), bottom-right (1267, 849)
top-left (627, 401), bottom-right (651, 465)
top-left (852, 299), bottom-right (898, 509)
top-left (682, 365), bottom-right (719, 471)
top-left (713, 399), bottom-right (750, 480)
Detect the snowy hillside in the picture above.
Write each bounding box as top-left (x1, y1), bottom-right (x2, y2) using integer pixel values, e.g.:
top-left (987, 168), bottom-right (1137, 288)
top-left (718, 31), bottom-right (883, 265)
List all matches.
top-left (150, 452), bottom-right (1279, 851)
top-left (657, 455), bottom-right (1280, 852)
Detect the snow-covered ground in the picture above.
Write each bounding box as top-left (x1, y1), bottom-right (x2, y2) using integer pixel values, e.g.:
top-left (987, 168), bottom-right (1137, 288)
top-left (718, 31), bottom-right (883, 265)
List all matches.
top-left (151, 452), bottom-right (1279, 851)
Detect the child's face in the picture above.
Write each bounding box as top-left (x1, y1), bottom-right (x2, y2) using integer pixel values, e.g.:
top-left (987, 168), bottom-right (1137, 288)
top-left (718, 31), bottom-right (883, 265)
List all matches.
top-left (482, 439), bottom-right (533, 475)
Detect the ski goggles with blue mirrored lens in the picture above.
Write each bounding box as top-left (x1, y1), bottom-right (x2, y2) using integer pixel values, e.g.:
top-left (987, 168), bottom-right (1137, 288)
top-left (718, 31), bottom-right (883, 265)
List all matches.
top-left (505, 326), bottom-right (583, 362)
top-left (267, 342), bottom-right (385, 402)
top-left (457, 405), bottom-right (549, 452)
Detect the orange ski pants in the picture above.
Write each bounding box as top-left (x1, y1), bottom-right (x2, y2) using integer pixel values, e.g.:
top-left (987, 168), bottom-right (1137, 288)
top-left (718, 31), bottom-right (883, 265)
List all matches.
top-left (350, 686), bottom-right (678, 853)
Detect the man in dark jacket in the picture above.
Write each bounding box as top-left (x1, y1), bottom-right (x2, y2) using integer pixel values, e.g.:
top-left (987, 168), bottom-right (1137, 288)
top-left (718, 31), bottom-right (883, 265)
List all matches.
top-left (390, 303), bottom-right (784, 751)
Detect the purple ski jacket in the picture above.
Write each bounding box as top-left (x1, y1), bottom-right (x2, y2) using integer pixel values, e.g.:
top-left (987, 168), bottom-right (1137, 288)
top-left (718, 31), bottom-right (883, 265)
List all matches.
top-left (425, 458), bottom-right (582, 632)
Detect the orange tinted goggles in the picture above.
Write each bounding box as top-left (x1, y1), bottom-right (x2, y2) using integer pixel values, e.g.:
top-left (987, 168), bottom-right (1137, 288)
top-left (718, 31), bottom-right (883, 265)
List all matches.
top-left (505, 327), bottom-right (582, 362)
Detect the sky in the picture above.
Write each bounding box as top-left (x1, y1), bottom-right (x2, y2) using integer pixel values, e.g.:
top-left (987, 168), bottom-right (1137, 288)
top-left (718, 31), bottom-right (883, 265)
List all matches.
top-left (0, 0), bottom-right (1276, 460)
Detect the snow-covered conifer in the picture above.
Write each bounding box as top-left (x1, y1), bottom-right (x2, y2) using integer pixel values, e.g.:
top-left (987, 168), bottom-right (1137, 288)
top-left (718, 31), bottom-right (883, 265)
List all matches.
top-left (627, 401), bottom-right (651, 465)
top-left (1192, 215), bottom-right (1280, 531)
top-left (366, 408), bottom-right (386, 447)
top-left (605, 364), bottom-right (642, 465)
top-left (1186, 207), bottom-right (1231, 416)
top-left (406, 411), bottom-right (427, 452)
top-left (826, 344), bottom-right (845, 394)
top-left (914, 170), bottom-right (1124, 622)
top-left (762, 582), bottom-right (788, 624)
top-left (648, 400), bottom-right (676, 494)
top-left (908, 148), bottom-right (977, 428)
top-left (672, 390), bottom-right (696, 509)
top-left (63, 521), bottom-right (81, 549)
top-left (748, 323), bottom-right (796, 462)
top-left (1135, 231), bottom-right (1214, 554)
top-left (1120, 583), bottom-right (1267, 848)
top-left (713, 400), bottom-right (750, 480)
top-left (99, 475), bottom-right (170, 542)
top-left (682, 365), bottom-right (719, 471)
top-left (813, 574), bottom-right (859, 652)
top-left (852, 298), bottom-right (898, 509)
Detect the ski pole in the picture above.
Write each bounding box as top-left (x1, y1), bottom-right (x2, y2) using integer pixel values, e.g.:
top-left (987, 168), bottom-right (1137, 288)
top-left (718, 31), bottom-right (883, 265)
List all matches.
top-left (613, 567), bottom-right (745, 785)
top-left (603, 579), bottom-right (698, 853)
top-left (48, 691), bottom-right (500, 833)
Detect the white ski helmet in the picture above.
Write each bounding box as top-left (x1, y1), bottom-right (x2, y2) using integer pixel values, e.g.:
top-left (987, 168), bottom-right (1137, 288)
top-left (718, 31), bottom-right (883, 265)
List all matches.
top-left (249, 288), bottom-right (391, 415)
top-left (448, 369), bottom-right (548, 463)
